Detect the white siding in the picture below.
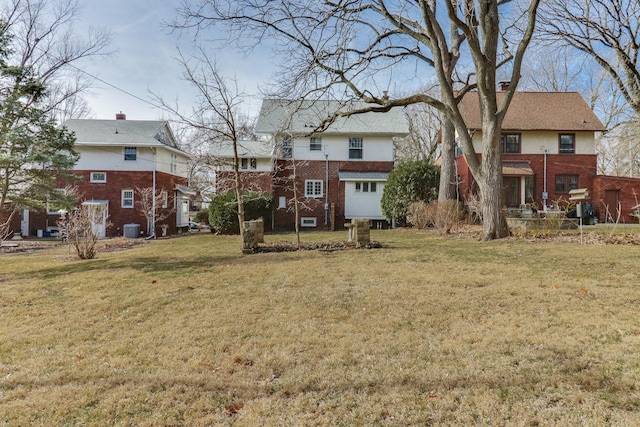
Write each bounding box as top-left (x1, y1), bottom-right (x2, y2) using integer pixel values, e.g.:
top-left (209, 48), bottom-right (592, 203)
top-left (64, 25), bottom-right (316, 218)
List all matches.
top-left (290, 134), bottom-right (394, 162)
top-left (344, 182), bottom-right (385, 219)
top-left (74, 146), bottom-right (155, 171)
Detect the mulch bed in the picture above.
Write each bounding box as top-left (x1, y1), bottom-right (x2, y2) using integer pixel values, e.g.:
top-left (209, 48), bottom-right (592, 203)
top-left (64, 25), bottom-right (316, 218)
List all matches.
top-left (251, 240), bottom-right (383, 253)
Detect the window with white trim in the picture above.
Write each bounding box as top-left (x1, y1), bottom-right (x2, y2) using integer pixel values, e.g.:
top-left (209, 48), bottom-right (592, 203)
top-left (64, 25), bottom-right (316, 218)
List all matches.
top-left (124, 147), bottom-right (137, 161)
top-left (90, 172), bottom-right (107, 183)
top-left (122, 189), bottom-right (134, 208)
top-left (278, 196), bottom-right (286, 209)
top-left (305, 180), bottom-right (323, 198)
top-left (282, 136), bottom-right (293, 158)
top-left (301, 217), bottom-right (317, 227)
top-left (241, 158), bottom-right (248, 169)
top-left (161, 190), bottom-right (168, 208)
top-left (355, 182), bottom-right (378, 192)
top-left (170, 154), bottom-right (177, 174)
top-left (349, 137), bottom-right (363, 159)
top-left (310, 137), bottom-right (322, 151)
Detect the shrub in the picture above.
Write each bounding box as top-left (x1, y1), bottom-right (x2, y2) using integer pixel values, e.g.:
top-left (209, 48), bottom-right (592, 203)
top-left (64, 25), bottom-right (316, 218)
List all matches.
top-left (193, 209), bottom-right (209, 224)
top-left (381, 159), bottom-right (439, 222)
top-left (209, 191), bottom-right (272, 234)
top-left (427, 200), bottom-right (464, 234)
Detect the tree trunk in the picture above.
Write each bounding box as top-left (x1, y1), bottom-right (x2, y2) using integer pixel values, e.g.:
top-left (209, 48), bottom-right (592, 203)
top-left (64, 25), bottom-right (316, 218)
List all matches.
top-left (438, 117), bottom-right (458, 201)
top-left (478, 128), bottom-right (509, 240)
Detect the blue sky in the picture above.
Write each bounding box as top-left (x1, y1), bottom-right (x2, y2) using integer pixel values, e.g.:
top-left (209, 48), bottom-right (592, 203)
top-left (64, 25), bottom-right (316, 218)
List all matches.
top-left (79, 0), bottom-right (274, 120)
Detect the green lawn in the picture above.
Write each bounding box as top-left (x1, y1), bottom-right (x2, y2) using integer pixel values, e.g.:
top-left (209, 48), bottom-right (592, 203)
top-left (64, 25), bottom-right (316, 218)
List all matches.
top-left (1, 230), bottom-right (640, 426)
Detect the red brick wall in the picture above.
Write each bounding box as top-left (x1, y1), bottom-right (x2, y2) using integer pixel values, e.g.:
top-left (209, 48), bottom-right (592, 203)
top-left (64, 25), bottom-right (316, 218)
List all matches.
top-left (215, 171), bottom-right (273, 194)
top-left (456, 153), bottom-right (597, 208)
top-left (272, 159), bottom-right (393, 230)
top-left (593, 175), bottom-right (640, 222)
top-left (71, 170), bottom-right (188, 237)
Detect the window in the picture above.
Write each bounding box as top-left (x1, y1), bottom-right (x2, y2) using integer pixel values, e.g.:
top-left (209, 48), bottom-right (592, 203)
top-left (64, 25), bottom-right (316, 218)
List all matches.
top-left (170, 154), bottom-right (177, 174)
top-left (305, 179), bottom-right (323, 198)
top-left (241, 158), bottom-right (248, 169)
top-left (349, 137), bottom-right (363, 159)
top-left (124, 147), bottom-right (137, 161)
top-left (500, 134), bottom-right (521, 153)
top-left (355, 182), bottom-right (377, 192)
top-left (555, 175), bottom-right (578, 193)
top-left (310, 137), bottom-right (322, 151)
top-left (161, 190), bottom-right (168, 208)
top-left (559, 134), bottom-right (575, 154)
top-left (301, 217), bottom-right (317, 227)
top-left (282, 136), bottom-right (293, 158)
top-left (90, 172), bottom-right (107, 183)
top-left (278, 196), bottom-right (286, 209)
top-left (122, 189), bottom-right (134, 208)
top-left (250, 158), bottom-right (257, 169)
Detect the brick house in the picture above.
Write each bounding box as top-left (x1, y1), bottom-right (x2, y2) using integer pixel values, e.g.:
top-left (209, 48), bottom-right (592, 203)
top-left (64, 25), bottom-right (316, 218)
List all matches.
top-left (19, 114), bottom-right (193, 238)
top-left (455, 90), bottom-right (607, 216)
top-left (211, 99), bottom-right (409, 230)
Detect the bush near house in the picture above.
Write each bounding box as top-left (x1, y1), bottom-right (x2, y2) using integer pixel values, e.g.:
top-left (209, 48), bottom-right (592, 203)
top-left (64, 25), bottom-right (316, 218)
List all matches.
top-left (381, 159), bottom-right (440, 223)
top-left (208, 191), bottom-right (273, 234)
top-left (193, 209), bottom-right (209, 225)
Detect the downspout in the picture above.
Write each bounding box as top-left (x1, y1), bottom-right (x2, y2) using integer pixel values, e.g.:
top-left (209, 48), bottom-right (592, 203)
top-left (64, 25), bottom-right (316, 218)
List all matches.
top-left (543, 149), bottom-right (548, 211)
top-left (151, 147), bottom-right (156, 237)
top-left (324, 149), bottom-right (329, 226)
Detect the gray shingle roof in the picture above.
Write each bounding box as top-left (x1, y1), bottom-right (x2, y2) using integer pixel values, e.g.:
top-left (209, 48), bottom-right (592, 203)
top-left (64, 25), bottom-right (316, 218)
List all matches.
top-left (256, 99), bottom-right (409, 136)
top-left (64, 119), bottom-right (180, 148)
top-left (338, 172), bottom-right (390, 181)
top-left (209, 140), bottom-right (275, 158)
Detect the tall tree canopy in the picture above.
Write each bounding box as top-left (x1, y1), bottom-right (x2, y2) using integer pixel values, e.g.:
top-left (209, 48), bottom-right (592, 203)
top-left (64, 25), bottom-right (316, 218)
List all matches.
top-left (0, 24), bottom-right (78, 235)
top-left (176, 0), bottom-right (541, 240)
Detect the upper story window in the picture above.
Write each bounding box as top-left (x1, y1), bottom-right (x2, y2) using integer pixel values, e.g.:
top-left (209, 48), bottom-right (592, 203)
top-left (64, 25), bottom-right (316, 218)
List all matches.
top-left (241, 158), bottom-right (257, 170)
top-left (305, 179), bottom-right (323, 198)
top-left (349, 137), bottom-right (363, 159)
top-left (170, 154), bottom-right (177, 174)
top-left (310, 137), bottom-right (322, 151)
top-left (282, 136), bottom-right (293, 159)
top-left (90, 172), bottom-right (107, 183)
top-left (501, 133), bottom-right (521, 154)
top-left (559, 133), bottom-right (575, 154)
top-left (124, 147), bottom-right (137, 161)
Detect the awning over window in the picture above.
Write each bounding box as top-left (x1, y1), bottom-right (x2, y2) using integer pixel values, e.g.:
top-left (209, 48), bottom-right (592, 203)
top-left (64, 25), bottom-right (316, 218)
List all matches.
top-left (503, 162), bottom-right (534, 176)
top-left (175, 184), bottom-right (196, 196)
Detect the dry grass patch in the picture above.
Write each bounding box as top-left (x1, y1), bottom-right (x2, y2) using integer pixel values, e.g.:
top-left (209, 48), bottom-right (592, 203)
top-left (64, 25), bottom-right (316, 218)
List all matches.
top-left (1, 231), bottom-right (640, 425)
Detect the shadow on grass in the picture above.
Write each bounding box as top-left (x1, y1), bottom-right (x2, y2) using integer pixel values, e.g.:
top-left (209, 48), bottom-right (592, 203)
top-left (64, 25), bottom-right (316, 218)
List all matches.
top-left (16, 249), bottom-right (316, 281)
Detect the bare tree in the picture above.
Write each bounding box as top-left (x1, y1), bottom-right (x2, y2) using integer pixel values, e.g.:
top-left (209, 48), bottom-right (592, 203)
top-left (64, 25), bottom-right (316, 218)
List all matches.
top-left (154, 49), bottom-right (254, 249)
top-left (175, 0), bottom-right (541, 240)
top-left (539, 0), bottom-right (640, 118)
top-left (58, 203), bottom-right (106, 260)
top-left (2, 0), bottom-right (111, 121)
top-left (135, 187), bottom-right (174, 238)
top-left (398, 103), bottom-right (442, 163)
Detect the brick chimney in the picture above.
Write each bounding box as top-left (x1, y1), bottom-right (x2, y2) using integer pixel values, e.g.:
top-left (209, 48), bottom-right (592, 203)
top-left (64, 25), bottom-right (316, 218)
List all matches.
top-left (115, 111), bottom-right (126, 120)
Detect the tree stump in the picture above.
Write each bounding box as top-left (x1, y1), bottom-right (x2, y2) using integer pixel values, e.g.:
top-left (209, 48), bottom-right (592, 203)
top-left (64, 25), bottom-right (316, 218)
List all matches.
top-left (351, 219), bottom-right (370, 248)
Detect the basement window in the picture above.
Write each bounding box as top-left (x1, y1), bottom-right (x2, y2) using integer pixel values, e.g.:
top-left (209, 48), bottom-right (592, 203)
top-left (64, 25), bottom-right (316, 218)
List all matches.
top-left (301, 217), bottom-right (317, 227)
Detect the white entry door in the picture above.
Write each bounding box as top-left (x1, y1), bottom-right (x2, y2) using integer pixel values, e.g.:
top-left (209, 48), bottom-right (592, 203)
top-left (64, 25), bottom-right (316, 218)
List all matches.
top-left (21, 209), bottom-right (29, 237)
top-left (82, 200), bottom-right (108, 238)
